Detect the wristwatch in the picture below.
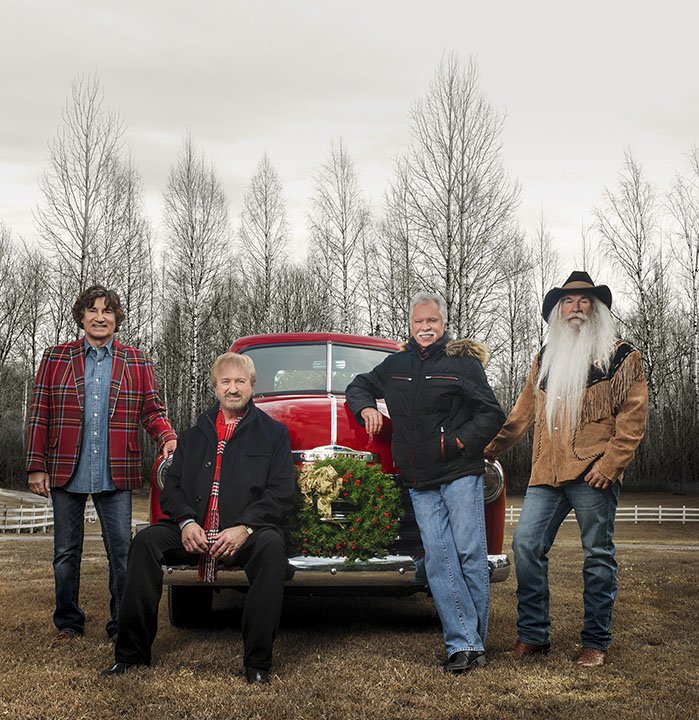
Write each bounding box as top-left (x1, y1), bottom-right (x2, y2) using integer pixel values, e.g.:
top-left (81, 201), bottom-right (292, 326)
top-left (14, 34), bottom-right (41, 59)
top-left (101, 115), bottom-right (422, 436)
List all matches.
top-left (244, 525), bottom-right (254, 536)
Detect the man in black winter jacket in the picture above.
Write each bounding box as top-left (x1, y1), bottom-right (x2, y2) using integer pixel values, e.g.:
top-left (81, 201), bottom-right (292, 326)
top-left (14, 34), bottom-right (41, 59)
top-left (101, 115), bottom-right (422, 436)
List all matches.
top-left (346, 292), bottom-right (505, 674)
top-left (102, 352), bottom-right (296, 683)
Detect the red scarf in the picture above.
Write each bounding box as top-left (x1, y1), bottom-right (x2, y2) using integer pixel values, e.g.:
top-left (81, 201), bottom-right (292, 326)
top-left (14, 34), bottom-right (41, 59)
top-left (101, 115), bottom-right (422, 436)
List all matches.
top-left (198, 408), bottom-right (242, 582)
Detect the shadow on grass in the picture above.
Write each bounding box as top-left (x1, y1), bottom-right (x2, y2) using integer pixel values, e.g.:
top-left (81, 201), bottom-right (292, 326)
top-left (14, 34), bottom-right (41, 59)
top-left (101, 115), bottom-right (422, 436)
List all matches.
top-left (186, 589), bottom-right (442, 633)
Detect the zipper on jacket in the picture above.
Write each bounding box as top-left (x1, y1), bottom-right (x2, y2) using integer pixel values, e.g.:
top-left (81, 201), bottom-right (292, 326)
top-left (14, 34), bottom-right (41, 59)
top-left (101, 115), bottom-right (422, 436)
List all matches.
top-left (390, 375), bottom-right (413, 381)
top-left (425, 375), bottom-right (458, 381)
top-left (440, 426), bottom-right (445, 460)
top-left (410, 362), bottom-right (421, 488)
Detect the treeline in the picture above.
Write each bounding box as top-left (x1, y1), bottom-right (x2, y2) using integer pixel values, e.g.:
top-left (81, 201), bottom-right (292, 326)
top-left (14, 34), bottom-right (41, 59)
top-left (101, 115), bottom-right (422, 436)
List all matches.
top-left (1, 56), bottom-right (697, 494)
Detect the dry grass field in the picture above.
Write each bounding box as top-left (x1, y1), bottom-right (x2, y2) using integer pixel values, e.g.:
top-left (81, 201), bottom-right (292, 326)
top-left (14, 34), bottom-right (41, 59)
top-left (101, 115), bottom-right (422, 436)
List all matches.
top-left (0, 493), bottom-right (697, 720)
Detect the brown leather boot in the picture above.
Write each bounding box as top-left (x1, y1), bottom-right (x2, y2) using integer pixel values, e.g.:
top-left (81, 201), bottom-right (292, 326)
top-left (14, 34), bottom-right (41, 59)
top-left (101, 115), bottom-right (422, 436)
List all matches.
top-left (576, 647), bottom-right (607, 667)
top-left (511, 640), bottom-right (551, 659)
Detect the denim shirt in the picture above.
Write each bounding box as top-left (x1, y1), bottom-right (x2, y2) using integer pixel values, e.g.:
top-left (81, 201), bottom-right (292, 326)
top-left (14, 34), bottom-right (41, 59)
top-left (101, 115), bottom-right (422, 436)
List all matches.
top-left (66, 339), bottom-right (116, 494)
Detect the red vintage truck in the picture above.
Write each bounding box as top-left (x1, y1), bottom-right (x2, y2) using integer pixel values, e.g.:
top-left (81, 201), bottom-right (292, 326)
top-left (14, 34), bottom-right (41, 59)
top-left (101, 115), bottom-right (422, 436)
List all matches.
top-left (149, 333), bottom-right (509, 625)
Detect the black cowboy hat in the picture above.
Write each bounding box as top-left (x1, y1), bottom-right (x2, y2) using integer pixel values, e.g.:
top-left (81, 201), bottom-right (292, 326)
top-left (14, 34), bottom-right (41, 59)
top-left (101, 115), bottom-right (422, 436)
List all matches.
top-left (542, 271), bottom-right (612, 321)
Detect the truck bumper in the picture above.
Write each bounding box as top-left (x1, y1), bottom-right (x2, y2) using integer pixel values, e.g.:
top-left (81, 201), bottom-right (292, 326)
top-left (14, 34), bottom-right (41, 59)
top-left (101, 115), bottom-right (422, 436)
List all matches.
top-left (161, 553), bottom-right (510, 589)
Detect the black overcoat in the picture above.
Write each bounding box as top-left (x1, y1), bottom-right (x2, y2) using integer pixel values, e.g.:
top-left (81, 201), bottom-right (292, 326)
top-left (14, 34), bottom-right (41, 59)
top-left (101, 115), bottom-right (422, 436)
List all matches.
top-left (160, 402), bottom-right (296, 531)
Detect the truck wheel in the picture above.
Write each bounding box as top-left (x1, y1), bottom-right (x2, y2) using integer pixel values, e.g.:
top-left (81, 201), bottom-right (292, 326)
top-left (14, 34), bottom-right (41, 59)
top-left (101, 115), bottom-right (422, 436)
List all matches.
top-left (168, 586), bottom-right (214, 627)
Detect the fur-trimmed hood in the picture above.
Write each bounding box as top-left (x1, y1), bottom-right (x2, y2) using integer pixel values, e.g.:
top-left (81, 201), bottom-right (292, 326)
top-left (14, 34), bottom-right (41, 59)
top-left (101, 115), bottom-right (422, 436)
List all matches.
top-left (398, 336), bottom-right (490, 368)
top-left (445, 338), bottom-right (490, 368)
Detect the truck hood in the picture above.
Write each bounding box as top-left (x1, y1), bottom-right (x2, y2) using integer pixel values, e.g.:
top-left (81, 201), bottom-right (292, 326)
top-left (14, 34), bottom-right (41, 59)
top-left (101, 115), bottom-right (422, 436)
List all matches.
top-left (253, 394), bottom-right (397, 474)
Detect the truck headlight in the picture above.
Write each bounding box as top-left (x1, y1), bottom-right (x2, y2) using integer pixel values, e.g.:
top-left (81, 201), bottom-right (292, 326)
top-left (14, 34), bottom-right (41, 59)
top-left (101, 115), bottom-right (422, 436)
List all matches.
top-left (484, 459), bottom-right (504, 504)
top-left (156, 454), bottom-right (174, 491)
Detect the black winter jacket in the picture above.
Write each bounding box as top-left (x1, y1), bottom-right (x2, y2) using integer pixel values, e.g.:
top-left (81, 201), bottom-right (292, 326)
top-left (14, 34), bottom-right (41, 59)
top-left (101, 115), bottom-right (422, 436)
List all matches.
top-left (160, 402), bottom-right (296, 531)
top-left (345, 334), bottom-right (506, 489)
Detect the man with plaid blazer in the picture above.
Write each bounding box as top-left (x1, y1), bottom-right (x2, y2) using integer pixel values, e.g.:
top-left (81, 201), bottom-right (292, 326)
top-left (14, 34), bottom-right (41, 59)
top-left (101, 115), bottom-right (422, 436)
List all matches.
top-left (26, 285), bottom-right (176, 642)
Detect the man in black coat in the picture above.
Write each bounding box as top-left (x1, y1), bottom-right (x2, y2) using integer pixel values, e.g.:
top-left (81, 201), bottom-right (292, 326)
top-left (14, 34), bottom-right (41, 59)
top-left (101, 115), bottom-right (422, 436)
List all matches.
top-left (102, 352), bottom-right (296, 683)
top-left (346, 292), bottom-right (505, 674)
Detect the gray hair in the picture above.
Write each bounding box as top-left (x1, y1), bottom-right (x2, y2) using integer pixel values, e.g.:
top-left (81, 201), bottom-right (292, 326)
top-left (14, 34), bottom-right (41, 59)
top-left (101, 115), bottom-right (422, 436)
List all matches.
top-left (409, 292), bottom-right (448, 323)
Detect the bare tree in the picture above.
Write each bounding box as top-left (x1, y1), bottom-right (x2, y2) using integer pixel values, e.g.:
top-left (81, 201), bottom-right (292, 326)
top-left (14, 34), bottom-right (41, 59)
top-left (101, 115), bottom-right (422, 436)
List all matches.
top-left (15, 243), bottom-right (48, 422)
top-left (575, 221), bottom-right (602, 279)
top-left (594, 150), bottom-right (663, 406)
top-left (0, 224), bottom-right (27, 369)
top-left (272, 264), bottom-right (334, 332)
top-left (163, 134), bottom-right (230, 426)
top-left (0, 225), bottom-right (40, 486)
top-left (491, 243), bottom-right (535, 406)
top-left (666, 145), bottom-right (699, 424)
top-left (376, 158), bottom-right (425, 338)
top-left (238, 153), bottom-right (288, 331)
top-left (399, 54), bottom-right (521, 338)
top-left (97, 156), bottom-right (157, 350)
top-left (530, 210), bottom-right (560, 347)
top-left (33, 75), bottom-right (155, 352)
top-left (43, 265), bottom-right (78, 346)
top-left (356, 224), bottom-right (381, 335)
top-left (309, 139), bottom-right (370, 333)
top-left (488, 241), bottom-right (537, 491)
top-left (229, 263), bottom-right (332, 336)
top-left (35, 75), bottom-right (124, 298)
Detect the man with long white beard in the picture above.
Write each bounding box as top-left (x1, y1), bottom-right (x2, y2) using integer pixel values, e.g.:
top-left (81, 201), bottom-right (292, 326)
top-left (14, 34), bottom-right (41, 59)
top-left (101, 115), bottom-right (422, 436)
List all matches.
top-left (486, 271), bottom-right (648, 667)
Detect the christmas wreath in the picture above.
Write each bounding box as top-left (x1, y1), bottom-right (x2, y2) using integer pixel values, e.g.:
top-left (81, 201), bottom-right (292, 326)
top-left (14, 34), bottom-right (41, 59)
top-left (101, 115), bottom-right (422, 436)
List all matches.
top-left (290, 456), bottom-right (402, 562)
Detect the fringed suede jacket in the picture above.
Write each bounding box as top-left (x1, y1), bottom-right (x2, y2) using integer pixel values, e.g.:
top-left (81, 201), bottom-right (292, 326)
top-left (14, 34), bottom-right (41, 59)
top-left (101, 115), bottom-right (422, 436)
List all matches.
top-left (346, 333), bottom-right (506, 490)
top-left (487, 341), bottom-right (648, 485)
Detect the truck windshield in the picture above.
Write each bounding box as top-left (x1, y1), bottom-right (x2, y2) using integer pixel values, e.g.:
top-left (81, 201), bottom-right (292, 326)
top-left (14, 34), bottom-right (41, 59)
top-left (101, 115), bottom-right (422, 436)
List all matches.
top-left (242, 343), bottom-right (394, 395)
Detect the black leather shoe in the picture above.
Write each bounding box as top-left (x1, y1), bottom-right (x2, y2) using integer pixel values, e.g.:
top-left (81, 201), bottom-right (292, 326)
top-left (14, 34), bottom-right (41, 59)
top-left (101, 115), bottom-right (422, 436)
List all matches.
top-left (443, 650), bottom-right (487, 674)
top-left (100, 661), bottom-right (143, 676)
top-left (245, 667), bottom-right (271, 684)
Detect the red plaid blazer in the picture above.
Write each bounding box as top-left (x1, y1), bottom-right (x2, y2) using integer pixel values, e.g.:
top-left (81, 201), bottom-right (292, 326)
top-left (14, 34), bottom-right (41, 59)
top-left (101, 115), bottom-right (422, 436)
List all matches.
top-left (25, 338), bottom-right (176, 490)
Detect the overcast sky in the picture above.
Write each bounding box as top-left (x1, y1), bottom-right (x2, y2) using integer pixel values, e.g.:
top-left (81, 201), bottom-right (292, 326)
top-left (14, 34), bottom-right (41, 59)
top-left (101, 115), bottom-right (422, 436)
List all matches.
top-left (1, 0), bottom-right (698, 278)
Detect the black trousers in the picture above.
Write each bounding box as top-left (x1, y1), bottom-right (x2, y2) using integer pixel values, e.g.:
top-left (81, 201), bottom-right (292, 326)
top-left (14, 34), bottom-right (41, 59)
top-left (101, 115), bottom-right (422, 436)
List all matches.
top-left (114, 521), bottom-right (287, 670)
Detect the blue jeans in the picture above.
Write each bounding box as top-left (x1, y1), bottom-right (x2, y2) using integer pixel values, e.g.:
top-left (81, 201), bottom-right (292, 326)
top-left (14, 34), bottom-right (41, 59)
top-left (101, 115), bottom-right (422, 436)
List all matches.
top-left (513, 478), bottom-right (620, 650)
top-left (51, 488), bottom-right (132, 637)
top-left (410, 475), bottom-right (489, 656)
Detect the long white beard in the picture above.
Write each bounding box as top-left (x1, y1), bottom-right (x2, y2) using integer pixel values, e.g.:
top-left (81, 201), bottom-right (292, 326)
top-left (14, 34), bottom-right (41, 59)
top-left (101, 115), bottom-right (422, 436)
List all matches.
top-left (538, 305), bottom-right (617, 433)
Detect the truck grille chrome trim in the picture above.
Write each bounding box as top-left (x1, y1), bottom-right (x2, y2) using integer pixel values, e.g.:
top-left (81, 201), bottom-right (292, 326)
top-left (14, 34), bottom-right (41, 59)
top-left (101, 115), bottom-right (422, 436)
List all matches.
top-left (329, 394), bottom-right (338, 446)
top-left (292, 446), bottom-right (380, 463)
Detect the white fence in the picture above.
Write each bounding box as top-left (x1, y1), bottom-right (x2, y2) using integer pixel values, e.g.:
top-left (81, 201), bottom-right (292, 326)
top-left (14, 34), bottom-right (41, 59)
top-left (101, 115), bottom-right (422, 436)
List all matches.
top-left (0, 499), bottom-right (97, 533)
top-left (506, 505), bottom-right (699, 525)
top-left (2, 499), bottom-right (697, 533)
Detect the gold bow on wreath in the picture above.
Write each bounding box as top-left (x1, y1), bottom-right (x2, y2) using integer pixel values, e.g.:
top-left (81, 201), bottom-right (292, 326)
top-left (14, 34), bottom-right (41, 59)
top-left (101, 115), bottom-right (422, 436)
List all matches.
top-left (297, 464), bottom-right (343, 520)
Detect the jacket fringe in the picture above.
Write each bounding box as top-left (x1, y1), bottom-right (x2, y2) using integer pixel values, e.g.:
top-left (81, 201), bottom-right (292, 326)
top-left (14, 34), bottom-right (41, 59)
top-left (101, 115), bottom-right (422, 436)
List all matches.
top-left (580, 383), bottom-right (614, 425)
top-left (579, 348), bottom-right (644, 425)
top-left (610, 349), bottom-right (645, 410)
